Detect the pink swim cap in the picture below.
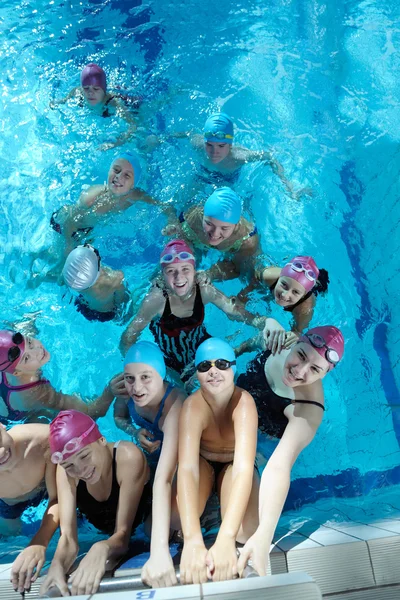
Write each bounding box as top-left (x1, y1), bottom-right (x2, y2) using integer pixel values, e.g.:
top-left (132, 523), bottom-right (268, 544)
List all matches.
top-left (160, 240), bottom-right (196, 268)
top-left (80, 63), bottom-right (107, 91)
top-left (49, 410), bottom-right (102, 463)
top-left (300, 326), bottom-right (344, 370)
top-left (0, 330), bottom-right (25, 374)
top-left (280, 256), bottom-right (319, 293)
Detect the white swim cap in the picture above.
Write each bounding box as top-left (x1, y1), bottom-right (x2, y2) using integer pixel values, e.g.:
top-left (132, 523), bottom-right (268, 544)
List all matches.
top-left (62, 245), bottom-right (101, 291)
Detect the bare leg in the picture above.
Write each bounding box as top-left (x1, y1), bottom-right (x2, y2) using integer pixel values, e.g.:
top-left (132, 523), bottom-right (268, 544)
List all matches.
top-left (218, 465), bottom-right (260, 544)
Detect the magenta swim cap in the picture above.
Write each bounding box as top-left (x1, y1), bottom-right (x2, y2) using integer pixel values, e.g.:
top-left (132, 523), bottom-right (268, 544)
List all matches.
top-left (280, 256), bottom-right (320, 293)
top-left (49, 410), bottom-right (102, 463)
top-left (160, 240), bottom-right (196, 268)
top-left (0, 330), bottom-right (25, 374)
top-left (80, 63), bottom-right (107, 91)
top-left (300, 326), bottom-right (344, 371)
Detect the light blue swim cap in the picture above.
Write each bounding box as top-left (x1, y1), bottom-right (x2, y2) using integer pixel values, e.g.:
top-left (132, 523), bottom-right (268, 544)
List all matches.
top-left (203, 187), bottom-right (242, 225)
top-left (203, 112), bottom-right (234, 144)
top-left (195, 337), bottom-right (236, 374)
top-left (124, 341), bottom-right (166, 379)
top-left (114, 151), bottom-right (142, 187)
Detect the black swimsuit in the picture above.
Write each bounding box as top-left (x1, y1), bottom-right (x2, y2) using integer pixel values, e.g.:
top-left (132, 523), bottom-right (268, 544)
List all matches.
top-left (76, 444), bottom-right (151, 535)
top-left (74, 295), bottom-right (117, 322)
top-left (149, 284), bottom-right (210, 377)
top-left (236, 350), bottom-right (325, 439)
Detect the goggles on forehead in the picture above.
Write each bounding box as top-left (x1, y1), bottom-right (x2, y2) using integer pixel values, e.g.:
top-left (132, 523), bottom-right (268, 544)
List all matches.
top-left (304, 333), bottom-right (339, 366)
top-left (196, 359), bottom-right (236, 373)
top-left (286, 262), bottom-right (317, 282)
top-left (51, 422), bottom-right (97, 464)
top-left (0, 332), bottom-right (24, 370)
top-left (160, 251), bottom-right (195, 265)
top-left (204, 131), bottom-right (234, 141)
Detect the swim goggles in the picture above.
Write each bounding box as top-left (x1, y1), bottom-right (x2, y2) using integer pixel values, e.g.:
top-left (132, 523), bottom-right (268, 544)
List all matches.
top-left (51, 422), bottom-right (97, 464)
top-left (286, 262), bottom-right (317, 282)
top-left (204, 131), bottom-right (234, 141)
top-left (160, 251), bottom-right (195, 265)
top-left (197, 359), bottom-right (236, 373)
top-left (0, 332), bottom-right (24, 370)
top-left (304, 333), bottom-right (339, 366)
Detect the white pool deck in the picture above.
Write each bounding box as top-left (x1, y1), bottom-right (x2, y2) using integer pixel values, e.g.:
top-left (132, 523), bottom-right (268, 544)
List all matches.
top-left (1, 496), bottom-right (400, 599)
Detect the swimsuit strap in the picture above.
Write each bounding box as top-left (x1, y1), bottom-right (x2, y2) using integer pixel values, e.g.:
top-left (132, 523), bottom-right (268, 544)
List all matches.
top-left (294, 399), bottom-right (325, 411)
top-left (153, 382), bottom-right (175, 429)
top-left (112, 445), bottom-right (119, 488)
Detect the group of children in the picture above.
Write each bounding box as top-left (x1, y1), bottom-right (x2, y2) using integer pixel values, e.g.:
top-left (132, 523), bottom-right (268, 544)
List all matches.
top-left (1, 62), bottom-right (345, 596)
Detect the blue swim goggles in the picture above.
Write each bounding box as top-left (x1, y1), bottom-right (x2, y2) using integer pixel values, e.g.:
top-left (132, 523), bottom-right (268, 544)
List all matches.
top-left (160, 251), bottom-right (195, 265)
top-left (204, 131), bottom-right (234, 141)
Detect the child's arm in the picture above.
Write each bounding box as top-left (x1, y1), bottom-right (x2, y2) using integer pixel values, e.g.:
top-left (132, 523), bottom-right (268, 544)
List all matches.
top-left (206, 390), bottom-right (258, 581)
top-left (39, 467), bottom-right (79, 597)
top-left (11, 460), bottom-right (59, 594)
top-left (291, 295), bottom-right (315, 335)
top-left (141, 391), bottom-right (184, 588)
top-left (237, 401), bottom-right (323, 577)
top-left (68, 443), bottom-right (148, 596)
top-left (120, 288), bottom-right (164, 354)
top-left (201, 283), bottom-right (265, 329)
top-left (49, 87), bottom-right (80, 108)
top-left (178, 397), bottom-right (208, 585)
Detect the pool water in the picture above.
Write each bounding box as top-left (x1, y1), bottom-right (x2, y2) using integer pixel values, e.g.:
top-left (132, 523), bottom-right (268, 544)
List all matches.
top-left (0, 0), bottom-right (400, 549)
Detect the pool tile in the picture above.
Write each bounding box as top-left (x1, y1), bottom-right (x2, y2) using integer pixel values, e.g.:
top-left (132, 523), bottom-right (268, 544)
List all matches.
top-left (274, 532), bottom-right (323, 552)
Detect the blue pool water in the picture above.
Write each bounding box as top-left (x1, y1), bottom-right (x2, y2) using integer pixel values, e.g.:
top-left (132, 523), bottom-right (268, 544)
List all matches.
top-left (0, 0), bottom-right (400, 550)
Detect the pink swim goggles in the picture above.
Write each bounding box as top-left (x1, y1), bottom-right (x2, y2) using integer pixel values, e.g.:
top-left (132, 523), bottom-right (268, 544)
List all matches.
top-left (286, 262), bottom-right (317, 283)
top-left (160, 251), bottom-right (195, 265)
top-left (51, 422), bottom-right (97, 464)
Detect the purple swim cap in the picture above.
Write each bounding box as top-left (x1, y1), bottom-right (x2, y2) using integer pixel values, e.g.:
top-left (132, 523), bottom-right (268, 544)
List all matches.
top-left (50, 410), bottom-right (102, 464)
top-left (80, 63), bottom-right (107, 91)
top-left (280, 256), bottom-right (320, 293)
top-left (0, 330), bottom-right (25, 374)
top-left (300, 326), bottom-right (344, 371)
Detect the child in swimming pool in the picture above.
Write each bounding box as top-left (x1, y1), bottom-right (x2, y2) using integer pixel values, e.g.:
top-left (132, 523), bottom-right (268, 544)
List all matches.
top-left (40, 410), bottom-right (149, 597)
top-left (49, 63), bottom-right (138, 151)
top-left (51, 151), bottom-right (171, 253)
top-left (0, 330), bottom-right (123, 425)
top-left (238, 256), bottom-right (330, 338)
top-left (0, 423), bottom-right (58, 594)
top-left (236, 324), bottom-right (344, 577)
top-left (164, 112), bottom-right (311, 198)
top-left (163, 187), bottom-right (259, 281)
top-left (178, 338), bottom-right (259, 584)
top-left (62, 245), bottom-right (132, 322)
top-left (120, 240), bottom-right (265, 387)
top-left (115, 341), bottom-right (185, 588)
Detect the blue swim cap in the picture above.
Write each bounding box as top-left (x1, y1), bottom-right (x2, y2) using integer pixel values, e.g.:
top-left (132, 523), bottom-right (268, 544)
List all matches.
top-left (124, 341), bottom-right (166, 379)
top-left (115, 151), bottom-right (142, 187)
top-left (195, 338), bottom-right (236, 374)
top-left (203, 112), bottom-right (234, 144)
top-left (203, 187), bottom-right (242, 225)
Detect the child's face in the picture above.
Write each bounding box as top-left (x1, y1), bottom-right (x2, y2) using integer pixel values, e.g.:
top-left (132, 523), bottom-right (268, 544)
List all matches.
top-left (82, 85), bottom-right (106, 106)
top-left (14, 337), bottom-right (50, 375)
top-left (283, 342), bottom-right (329, 387)
top-left (61, 440), bottom-right (105, 484)
top-left (197, 360), bottom-right (235, 395)
top-left (0, 425), bottom-right (16, 470)
top-left (274, 276), bottom-right (306, 307)
top-left (202, 216), bottom-right (236, 246)
top-left (107, 159), bottom-right (135, 195)
top-left (124, 363), bottom-right (164, 406)
top-left (204, 141), bottom-right (231, 164)
top-left (162, 262), bottom-right (195, 297)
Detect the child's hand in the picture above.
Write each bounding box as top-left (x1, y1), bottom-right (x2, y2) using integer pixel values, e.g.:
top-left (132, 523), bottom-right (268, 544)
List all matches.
top-left (137, 429), bottom-right (161, 453)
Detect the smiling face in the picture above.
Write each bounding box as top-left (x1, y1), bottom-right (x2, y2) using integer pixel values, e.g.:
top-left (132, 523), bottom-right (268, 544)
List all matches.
top-left (60, 439), bottom-right (106, 485)
top-left (282, 342), bottom-right (329, 387)
top-left (197, 359), bottom-right (235, 395)
top-left (274, 276), bottom-right (307, 307)
top-left (202, 215), bottom-right (236, 246)
top-left (82, 85), bottom-right (106, 107)
top-left (0, 425), bottom-right (16, 470)
top-left (124, 363), bottom-right (164, 407)
top-left (13, 336), bottom-right (50, 375)
top-left (162, 262), bottom-right (195, 297)
top-left (204, 141), bottom-right (231, 164)
top-left (107, 159), bottom-right (134, 195)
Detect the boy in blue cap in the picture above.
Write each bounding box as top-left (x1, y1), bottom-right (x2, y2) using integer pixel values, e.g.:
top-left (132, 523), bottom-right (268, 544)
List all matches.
top-left (177, 338), bottom-right (259, 585)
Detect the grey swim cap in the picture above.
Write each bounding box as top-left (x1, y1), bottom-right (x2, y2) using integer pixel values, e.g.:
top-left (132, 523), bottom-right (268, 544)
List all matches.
top-left (62, 245), bottom-right (101, 291)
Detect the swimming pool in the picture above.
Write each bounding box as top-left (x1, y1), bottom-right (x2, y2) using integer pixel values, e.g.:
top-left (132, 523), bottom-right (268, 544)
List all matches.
top-left (0, 0), bottom-right (399, 549)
